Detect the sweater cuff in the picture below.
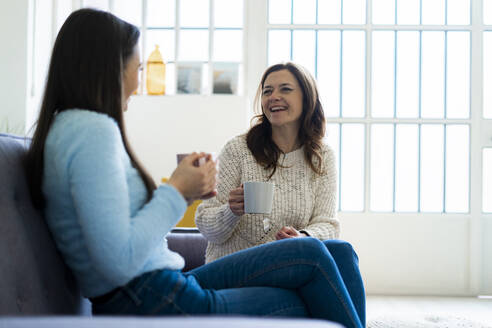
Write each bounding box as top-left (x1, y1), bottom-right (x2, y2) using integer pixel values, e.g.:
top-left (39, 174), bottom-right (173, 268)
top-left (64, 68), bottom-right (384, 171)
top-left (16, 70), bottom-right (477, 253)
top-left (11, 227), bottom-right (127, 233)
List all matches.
top-left (220, 204), bottom-right (241, 228)
top-left (155, 183), bottom-right (188, 218)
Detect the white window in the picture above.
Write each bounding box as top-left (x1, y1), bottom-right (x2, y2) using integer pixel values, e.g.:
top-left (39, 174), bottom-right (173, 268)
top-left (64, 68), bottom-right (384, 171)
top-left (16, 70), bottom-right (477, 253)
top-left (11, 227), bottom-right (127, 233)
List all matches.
top-left (265, 0), bottom-right (480, 214)
top-left (65, 0), bottom-right (245, 95)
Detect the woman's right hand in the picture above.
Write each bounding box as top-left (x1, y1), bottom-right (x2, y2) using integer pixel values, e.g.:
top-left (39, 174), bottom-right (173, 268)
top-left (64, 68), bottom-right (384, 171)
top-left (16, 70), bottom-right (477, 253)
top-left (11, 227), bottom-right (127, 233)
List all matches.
top-left (168, 152), bottom-right (217, 202)
top-left (229, 185), bottom-right (244, 216)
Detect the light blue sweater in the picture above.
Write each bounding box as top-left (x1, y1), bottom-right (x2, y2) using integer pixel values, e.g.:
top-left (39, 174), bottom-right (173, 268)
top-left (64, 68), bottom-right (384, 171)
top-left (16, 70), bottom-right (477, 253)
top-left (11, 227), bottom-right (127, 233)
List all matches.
top-left (42, 109), bottom-right (187, 298)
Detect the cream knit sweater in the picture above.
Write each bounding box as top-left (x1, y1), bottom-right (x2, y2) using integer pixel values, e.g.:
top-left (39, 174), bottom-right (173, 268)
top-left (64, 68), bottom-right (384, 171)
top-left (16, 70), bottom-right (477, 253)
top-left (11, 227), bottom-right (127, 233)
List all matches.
top-left (195, 135), bottom-right (340, 263)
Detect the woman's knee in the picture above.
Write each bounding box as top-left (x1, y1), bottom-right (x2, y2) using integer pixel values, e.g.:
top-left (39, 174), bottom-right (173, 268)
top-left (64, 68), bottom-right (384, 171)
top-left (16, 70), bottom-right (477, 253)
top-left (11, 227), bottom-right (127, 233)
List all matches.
top-left (282, 237), bottom-right (327, 256)
top-left (323, 240), bottom-right (359, 261)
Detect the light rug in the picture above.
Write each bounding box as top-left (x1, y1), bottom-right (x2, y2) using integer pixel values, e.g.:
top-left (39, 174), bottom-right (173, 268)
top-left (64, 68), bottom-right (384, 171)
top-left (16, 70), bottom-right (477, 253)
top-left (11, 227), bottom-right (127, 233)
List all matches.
top-left (368, 314), bottom-right (491, 328)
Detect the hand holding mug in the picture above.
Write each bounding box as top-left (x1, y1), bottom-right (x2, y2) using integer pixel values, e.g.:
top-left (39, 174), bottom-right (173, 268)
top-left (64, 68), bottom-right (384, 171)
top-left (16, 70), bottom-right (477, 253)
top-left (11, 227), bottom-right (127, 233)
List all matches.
top-left (228, 185), bottom-right (244, 216)
top-left (168, 152), bottom-right (217, 202)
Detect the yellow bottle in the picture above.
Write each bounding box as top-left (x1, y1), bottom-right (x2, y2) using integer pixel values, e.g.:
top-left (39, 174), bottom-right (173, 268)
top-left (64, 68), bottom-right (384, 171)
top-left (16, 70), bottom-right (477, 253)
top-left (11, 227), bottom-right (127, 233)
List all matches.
top-left (146, 45), bottom-right (166, 95)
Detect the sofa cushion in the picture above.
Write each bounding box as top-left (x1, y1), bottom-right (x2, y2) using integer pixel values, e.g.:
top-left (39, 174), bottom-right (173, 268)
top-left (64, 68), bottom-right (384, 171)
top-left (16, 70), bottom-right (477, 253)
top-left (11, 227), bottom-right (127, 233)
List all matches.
top-left (167, 228), bottom-right (207, 271)
top-left (0, 316), bottom-right (343, 327)
top-left (0, 134), bottom-right (87, 315)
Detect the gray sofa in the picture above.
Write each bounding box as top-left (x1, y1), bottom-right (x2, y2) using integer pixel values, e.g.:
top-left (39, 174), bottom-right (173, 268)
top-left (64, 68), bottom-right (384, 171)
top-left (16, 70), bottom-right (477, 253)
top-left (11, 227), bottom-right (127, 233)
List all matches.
top-left (0, 133), bottom-right (341, 327)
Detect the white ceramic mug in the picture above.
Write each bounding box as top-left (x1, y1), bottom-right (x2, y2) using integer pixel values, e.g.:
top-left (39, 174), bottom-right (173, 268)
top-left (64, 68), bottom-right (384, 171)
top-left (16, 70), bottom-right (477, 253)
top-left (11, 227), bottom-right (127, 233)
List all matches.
top-left (243, 181), bottom-right (275, 214)
top-left (176, 153), bottom-right (209, 167)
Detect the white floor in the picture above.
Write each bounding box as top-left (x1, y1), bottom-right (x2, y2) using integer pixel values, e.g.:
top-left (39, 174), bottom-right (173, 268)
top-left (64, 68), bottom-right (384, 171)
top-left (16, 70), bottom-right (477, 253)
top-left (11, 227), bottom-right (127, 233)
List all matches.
top-left (367, 295), bottom-right (492, 327)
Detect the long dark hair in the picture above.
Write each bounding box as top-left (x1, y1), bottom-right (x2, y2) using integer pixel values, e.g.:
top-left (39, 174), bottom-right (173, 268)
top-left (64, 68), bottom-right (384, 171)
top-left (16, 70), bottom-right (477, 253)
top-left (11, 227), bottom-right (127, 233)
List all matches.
top-left (246, 62), bottom-right (326, 179)
top-left (24, 8), bottom-right (156, 209)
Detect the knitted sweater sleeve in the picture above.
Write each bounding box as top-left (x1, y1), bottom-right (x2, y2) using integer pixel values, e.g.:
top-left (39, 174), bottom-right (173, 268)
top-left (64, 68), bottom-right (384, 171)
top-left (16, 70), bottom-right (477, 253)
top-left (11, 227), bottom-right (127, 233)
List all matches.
top-left (195, 137), bottom-right (243, 244)
top-left (302, 146), bottom-right (340, 240)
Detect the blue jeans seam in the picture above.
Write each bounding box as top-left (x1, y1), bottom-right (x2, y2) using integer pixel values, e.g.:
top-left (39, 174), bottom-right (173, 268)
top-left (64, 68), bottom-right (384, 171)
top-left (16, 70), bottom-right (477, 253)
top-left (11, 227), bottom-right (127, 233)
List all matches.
top-left (134, 270), bottom-right (161, 294)
top-left (142, 285), bottom-right (190, 315)
top-left (265, 305), bottom-right (307, 317)
top-left (238, 259), bottom-right (360, 328)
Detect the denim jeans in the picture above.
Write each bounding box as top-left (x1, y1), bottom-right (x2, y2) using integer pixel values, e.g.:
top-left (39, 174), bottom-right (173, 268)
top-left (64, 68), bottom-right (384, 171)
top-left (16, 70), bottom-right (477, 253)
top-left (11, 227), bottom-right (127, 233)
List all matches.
top-left (92, 238), bottom-right (365, 328)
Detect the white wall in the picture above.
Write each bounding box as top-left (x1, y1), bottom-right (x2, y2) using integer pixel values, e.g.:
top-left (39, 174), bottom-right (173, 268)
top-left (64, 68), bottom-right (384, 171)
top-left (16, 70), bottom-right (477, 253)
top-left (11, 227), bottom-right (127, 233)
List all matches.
top-left (27, 0), bottom-right (54, 133)
top-left (483, 216), bottom-right (492, 294)
top-left (124, 95), bottom-right (250, 182)
top-left (0, 0), bottom-right (31, 134)
top-left (340, 214), bottom-right (471, 295)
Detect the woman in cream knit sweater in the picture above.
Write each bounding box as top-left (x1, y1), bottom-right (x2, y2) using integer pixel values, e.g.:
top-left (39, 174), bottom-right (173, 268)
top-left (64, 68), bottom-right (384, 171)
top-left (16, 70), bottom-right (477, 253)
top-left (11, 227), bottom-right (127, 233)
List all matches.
top-left (196, 62), bottom-right (340, 262)
top-left (196, 63), bottom-right (365, 326)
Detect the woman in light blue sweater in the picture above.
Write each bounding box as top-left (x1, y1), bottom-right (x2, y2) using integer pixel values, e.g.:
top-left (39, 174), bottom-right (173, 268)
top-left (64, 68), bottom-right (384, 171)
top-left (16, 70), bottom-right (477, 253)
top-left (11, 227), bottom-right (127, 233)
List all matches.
top-left (24, 9), bottom-right (363, 328)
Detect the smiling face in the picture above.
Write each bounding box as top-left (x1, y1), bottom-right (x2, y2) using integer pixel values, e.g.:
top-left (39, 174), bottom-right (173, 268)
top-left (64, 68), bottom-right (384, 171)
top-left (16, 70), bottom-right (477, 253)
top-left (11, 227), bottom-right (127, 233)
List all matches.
top-left (261, 69), bottom-right (304, 131)
top-left (122, 45), bottom-right (141, 111)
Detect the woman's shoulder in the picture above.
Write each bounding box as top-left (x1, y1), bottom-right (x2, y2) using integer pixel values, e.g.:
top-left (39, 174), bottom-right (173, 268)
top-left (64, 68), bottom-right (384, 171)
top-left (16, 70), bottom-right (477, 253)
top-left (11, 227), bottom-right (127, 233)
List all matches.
top-left (55, 109), bottom-right (117, 129)
top-left (51, 109), bottom-right (119, 138)
top-left (318, 142), bottom-right (334, 157)
top-left (47, 109), bottom-right (122, 153)
top-left (312, 143), bottom-right (336, 173)
top-left (222, 134), bottom-right (248, 152)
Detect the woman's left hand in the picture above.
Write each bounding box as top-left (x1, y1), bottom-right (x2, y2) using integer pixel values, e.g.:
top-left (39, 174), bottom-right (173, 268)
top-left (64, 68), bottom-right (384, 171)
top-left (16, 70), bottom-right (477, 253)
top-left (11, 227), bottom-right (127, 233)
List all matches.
top-left (275, 226), bottom-right (307, 240)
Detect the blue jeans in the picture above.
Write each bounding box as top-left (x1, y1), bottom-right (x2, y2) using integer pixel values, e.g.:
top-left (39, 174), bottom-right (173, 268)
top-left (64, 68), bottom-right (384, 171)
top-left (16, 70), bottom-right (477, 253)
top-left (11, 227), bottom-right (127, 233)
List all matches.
top-left (92, 238), bottom-right (365, 328)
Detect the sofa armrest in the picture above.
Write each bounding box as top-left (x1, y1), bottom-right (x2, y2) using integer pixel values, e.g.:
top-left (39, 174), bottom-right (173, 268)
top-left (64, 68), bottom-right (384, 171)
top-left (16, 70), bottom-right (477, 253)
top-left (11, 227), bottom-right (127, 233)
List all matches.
top-left (167, 228), bottom-right (207, 271)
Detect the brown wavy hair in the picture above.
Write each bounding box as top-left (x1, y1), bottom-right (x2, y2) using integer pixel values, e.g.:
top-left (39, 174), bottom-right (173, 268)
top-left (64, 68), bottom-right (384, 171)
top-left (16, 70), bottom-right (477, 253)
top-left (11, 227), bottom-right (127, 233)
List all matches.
top-left (24, 9), bottom-right (156, 209)
top-left (246, 62), bottom-right (326, 179)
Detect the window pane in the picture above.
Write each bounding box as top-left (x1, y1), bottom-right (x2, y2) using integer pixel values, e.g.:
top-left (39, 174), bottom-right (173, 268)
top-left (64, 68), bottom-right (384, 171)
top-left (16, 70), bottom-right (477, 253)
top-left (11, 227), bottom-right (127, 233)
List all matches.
top-left (269, 0), bottom-right (292, 24)
top-left (214, 30), bottom-right (242, 62)
top-left (179, 30), bottom-right (209, 61)
top-left (340, 124), bottom-right (365, 211)
top-left (318, 0), bottom-right (341, 24)
top-left (146, 30), bottom-right (175, 62)
top-left (213, 62), bottom-right (240, 94)
top-left (343, 0), bottom-right (366, 24)
top-left (421, 0), bottom-right (445, 25)
top-left (372, 31), bottom-right (395, 118)
top-left (445, 125), bottom-right (469, 213)
top-left (370, 124), bottom-right (394, 212)
top-left (396, 31), bottom-right (419, 118)
top-left (165, 63), bottom-right (176, 95)
top-left (148, 0), bottom-right (174, 27)
top-left (341, 31), bottom-right (365, 118)
top-left (484, 0), bottom-right (492, 25)
top-left (318, 31), bottom-right (341, 118)
top-left (372, 0), bottom-right (395, 24)
top-left (202, 63), bottom-right (210, 94)
top-left (325, 124), bottom-right (340, 166)
top-left (447, 0), bottom-right (470, 25)
top-left (113, 0), bottom-right (142, 27)
top-left (325, 123), bottom-right (341, 210)
top-left (82, 0), bottom-right (108, 10)
top-left (292, 0), bottom-right (316, 24)
top-left (484, 32), bottom-right (492, 118)
top-left (395, 124), bottom-right (419, 212)
top-left (177, 62), bottom-right (204, 94)
top-left (268, 30), bottom-right (291, 65)
top-left (180, 0), bottom-right (209, 27)
top-left (447, 32), bottom-right (470, 119)
top-left (292, 30), bottom-right (316, 76)
top-left (397, 0), bottom-right (420, 25)
top-left (214, 0), bottom-right (243, 27)
top-left (420, 124), bottom-right (444, 212)
top-left (421, 31), bottom-right (445, 118)
top-left (484, 148), bottom-right (492, 213)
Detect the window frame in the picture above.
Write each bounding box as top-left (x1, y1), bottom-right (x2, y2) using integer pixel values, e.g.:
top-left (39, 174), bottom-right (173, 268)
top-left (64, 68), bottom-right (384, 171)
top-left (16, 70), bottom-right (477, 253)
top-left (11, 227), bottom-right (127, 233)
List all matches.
top-left (71, 0), bottom-right (246, 96)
